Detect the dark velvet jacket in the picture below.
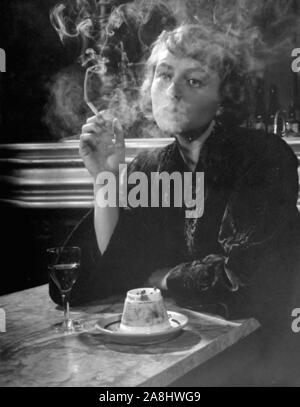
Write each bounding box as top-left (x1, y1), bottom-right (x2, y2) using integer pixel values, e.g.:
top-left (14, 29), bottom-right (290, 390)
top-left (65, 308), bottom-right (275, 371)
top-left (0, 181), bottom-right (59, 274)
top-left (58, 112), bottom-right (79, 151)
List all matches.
top-left (50, 124), bottom-right (300, 325)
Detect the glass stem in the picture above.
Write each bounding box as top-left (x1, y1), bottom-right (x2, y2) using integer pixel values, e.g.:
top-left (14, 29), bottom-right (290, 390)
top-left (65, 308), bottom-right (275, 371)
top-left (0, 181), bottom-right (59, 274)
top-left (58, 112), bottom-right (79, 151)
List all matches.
top-left (61, 292), bottom-right (71, 328)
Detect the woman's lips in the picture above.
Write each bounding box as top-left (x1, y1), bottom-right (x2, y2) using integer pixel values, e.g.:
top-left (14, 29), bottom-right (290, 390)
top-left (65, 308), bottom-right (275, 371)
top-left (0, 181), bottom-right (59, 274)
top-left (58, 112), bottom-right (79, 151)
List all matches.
top-left (163, 102), bottom-right (188, 114)
top-left (163, 108), bottom-right (188, 122)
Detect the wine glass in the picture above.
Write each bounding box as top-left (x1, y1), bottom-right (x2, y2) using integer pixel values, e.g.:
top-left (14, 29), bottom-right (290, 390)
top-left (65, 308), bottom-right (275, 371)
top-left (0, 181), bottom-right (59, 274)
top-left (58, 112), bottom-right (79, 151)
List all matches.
top-left (47, 246), bottom-right (82, 333)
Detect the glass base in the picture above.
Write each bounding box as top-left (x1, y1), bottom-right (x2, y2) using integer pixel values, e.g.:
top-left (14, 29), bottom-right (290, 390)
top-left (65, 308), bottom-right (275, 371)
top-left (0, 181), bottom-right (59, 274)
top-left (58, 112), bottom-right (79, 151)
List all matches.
top-left (53, 319), bottom-right (84, 334)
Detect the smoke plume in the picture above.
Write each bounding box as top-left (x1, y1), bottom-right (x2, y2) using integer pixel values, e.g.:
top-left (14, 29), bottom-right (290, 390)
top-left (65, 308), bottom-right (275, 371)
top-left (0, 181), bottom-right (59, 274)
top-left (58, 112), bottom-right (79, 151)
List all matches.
top-left (45, 0), bottom-right (300, 138)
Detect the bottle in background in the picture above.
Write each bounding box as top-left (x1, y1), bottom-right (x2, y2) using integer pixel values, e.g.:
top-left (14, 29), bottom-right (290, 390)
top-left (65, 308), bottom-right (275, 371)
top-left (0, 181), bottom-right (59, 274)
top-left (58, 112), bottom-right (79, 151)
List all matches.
top-left (254, 79), bottom-right (266, 132)
top-left (267, 84), bottom-right (280, 134)
top-left (286, 100), bottom-right (299, 136)
top-left (295, 98), bottom-right (300, 125)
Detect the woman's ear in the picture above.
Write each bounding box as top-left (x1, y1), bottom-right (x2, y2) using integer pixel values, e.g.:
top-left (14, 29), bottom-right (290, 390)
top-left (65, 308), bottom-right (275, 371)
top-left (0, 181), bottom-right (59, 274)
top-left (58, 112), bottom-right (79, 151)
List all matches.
top-left (215, 104), bottom-right (225, 120)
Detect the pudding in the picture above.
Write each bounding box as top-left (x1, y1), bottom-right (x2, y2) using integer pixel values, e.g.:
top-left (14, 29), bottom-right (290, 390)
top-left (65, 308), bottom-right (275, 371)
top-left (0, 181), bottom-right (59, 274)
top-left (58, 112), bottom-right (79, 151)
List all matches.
top-left (119, 288), bottom-right (171, 333)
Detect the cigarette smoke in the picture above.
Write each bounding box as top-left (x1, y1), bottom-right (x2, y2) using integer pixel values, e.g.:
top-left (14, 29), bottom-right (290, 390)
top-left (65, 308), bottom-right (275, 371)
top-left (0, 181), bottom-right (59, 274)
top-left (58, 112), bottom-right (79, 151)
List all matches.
top-left (45, 0), bottom-right (300, 139)
top-left (43, 67), bottom-right (88, 140)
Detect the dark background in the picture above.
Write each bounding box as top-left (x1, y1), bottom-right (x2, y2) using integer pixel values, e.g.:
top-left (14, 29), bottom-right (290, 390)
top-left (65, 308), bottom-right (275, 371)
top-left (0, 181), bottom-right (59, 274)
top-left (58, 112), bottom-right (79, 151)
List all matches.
top-left (0, 0), bottom-right (80, 142)
top-left (0, 0), bottom-right (85, 294)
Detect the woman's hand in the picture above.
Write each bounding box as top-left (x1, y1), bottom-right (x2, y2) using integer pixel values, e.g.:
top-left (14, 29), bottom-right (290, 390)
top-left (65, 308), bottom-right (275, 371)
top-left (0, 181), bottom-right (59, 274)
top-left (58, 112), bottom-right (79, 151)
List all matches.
top-left (145, 268), bottom-right (172, 291)
top-left (80, 110), bottom-right (125, 181)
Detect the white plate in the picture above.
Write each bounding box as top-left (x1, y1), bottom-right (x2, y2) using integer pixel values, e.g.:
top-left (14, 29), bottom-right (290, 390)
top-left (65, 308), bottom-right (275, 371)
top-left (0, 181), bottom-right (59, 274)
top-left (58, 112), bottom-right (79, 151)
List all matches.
top-left (94, 311), bottom-right (188, 345)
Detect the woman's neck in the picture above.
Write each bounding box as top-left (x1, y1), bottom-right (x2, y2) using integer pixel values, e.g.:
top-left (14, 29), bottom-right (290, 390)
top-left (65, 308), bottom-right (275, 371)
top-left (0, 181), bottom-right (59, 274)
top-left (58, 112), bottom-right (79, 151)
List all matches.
top-left (175, 120), bottom-right (215, 172)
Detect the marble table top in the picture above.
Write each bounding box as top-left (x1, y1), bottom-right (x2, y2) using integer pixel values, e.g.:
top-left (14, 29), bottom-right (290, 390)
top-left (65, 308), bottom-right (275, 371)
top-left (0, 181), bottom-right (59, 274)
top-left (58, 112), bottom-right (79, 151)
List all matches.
top-left (0, 285), bottom-right (260, 387)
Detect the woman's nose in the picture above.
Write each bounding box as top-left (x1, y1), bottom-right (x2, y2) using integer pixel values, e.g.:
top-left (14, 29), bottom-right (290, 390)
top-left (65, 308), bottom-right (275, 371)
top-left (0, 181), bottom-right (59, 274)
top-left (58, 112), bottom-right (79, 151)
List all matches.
top-left (166, 81), bottom-right (182, 100)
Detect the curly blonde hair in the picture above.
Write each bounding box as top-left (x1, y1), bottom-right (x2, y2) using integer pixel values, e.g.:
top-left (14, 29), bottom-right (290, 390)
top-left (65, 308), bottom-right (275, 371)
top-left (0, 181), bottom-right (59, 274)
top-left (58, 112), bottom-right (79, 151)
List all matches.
top-left (139, 23), bottom-right (258, 127)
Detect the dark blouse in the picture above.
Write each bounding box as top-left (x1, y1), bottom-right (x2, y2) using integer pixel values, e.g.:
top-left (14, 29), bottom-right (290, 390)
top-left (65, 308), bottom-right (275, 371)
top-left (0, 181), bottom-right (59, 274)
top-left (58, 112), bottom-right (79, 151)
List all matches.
top-left (50, 123), bottom-right (300, 325)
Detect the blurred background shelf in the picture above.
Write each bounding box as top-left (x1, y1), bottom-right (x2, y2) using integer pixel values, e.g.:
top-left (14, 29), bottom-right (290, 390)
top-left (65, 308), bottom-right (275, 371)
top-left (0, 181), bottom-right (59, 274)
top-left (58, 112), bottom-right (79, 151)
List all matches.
top-left (0, 137), bottom-right (299, 209)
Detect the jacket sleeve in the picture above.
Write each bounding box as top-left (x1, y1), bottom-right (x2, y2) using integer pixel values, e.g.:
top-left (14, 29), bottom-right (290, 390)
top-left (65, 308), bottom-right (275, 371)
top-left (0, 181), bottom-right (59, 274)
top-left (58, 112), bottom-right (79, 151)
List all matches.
top-left (166, 136), bottom-right (300, 321)
top-left (49, 151), bottom-right (161, 305)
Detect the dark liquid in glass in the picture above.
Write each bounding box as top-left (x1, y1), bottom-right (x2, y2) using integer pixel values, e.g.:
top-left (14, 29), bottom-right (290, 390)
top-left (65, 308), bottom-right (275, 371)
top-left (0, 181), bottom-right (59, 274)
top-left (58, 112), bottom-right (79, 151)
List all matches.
top-left (48, 263), bottom-right (79, 292)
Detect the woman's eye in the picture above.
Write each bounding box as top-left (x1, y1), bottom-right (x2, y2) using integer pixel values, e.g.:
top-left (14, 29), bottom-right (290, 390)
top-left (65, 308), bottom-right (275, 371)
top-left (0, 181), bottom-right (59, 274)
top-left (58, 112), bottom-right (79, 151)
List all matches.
top-left (187, 78), bottom-right (203, 88)
top-left (158, 72), bottom-right (171, 81)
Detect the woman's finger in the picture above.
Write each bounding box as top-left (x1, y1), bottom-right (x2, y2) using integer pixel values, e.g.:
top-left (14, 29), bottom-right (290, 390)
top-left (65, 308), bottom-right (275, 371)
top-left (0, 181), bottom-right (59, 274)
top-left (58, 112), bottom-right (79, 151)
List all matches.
top-left (86, 114), bottom-right (108, 126)
top-left (79, 133), bottom-right (99, 153)
top-left (86, 110), bottom-right (114, 123)
top-left (86, 115), bottom-right (97, 124)
top-left (82, 122), bottom-right (103, 135)
top-left (81, 123), bottom-right (113, 144)
top-left (83, 120), bottom-right (108, 133)
top-left (98, 109), bottom-right (114, 122)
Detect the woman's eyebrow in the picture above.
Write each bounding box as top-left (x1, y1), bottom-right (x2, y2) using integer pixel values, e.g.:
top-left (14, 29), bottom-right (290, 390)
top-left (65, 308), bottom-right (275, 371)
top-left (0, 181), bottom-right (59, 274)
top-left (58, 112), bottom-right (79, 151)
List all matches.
top-left (156, 63), bottom-right (173, 72)
top-left (184, 67), bottom-right (209, 76)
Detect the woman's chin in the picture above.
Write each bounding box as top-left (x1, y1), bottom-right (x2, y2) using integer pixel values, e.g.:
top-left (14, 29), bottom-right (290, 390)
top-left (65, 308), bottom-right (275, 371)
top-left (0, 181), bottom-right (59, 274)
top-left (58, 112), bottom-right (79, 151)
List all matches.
top-left (156, 121), bottom-right (187, 136)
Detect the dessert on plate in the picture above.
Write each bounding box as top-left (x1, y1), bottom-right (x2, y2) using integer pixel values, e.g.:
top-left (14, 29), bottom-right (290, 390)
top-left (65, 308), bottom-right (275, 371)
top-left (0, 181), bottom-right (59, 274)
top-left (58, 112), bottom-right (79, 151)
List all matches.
top-left (119, 287), bottom-right (171, 333)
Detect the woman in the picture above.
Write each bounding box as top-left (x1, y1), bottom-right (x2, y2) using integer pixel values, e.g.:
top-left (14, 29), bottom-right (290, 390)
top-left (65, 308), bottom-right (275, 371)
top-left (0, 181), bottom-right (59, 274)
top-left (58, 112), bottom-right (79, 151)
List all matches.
top-left (50, 24), bottom-right (300, 330)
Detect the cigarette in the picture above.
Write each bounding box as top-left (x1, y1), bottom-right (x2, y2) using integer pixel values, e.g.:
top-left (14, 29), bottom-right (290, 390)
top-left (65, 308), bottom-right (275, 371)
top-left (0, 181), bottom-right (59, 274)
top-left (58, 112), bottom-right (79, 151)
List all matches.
top-left (84, 66), bottom-right (99, 115)
top-left (86, 100), bottom-right (99, 116)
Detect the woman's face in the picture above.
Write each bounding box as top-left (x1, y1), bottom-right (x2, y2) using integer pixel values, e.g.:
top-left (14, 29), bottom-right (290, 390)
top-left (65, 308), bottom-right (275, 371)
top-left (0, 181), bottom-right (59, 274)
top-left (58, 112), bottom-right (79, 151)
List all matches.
top-left (150, 46), bottom-right (221, 135)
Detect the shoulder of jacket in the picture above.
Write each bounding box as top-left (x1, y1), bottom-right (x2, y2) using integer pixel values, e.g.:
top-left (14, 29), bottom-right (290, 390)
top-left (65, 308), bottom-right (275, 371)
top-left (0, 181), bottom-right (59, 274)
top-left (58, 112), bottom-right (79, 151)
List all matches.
top-left (232, 126), bottom-right (298, 168)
